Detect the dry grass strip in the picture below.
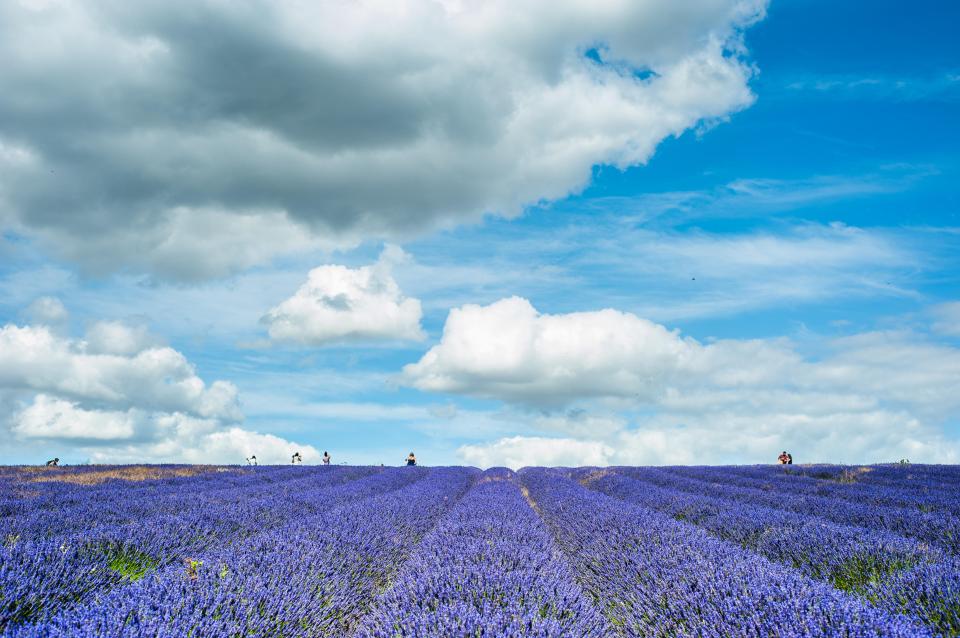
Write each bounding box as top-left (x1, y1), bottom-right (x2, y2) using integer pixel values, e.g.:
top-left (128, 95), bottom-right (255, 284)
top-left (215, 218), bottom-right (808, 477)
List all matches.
top-left (25, 465), bottom-right (240, 485)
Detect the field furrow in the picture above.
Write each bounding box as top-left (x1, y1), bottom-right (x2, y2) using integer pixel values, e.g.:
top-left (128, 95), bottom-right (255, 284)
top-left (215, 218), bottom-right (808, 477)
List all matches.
top-left (6, 467), bottom-right (478, 637)
top-left (520, 467), bottom-right (929, 637)
top-left (0, 466), bottom-right (434, 633)
top-left (581, 469), bottom-right (960, 636)
top-left (354, 467), bottom-right (612, 637)
top-left (672, 465), bottom-right (960, 518)
top-left (616, 466), bottom-right (960, 554)
top-left (2, 463), bottom-right (958, 637)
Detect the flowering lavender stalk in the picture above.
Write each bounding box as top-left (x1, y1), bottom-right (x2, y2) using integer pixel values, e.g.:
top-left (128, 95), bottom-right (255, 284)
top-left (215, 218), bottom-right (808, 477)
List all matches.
top-left (868, 557), bottom-right (960, 637)
top-left (355, 468), bottom-right (612, 637)
top-left (520, 468), bottom-right (930, 637)
top-left (1, 465), bottom-right (379, 541)
top-left (672, 465), bottom-right (960, 518)
top-left (8, 467), bottom-right (477, 637)
top-left (619, 466), bottom-right (960, 555)
top-left (0, 466), bottom-right (433, 632)
top-left (583, 469), bottom-right (958, 635)
top-left (759, 464), bottom-right (960, 492)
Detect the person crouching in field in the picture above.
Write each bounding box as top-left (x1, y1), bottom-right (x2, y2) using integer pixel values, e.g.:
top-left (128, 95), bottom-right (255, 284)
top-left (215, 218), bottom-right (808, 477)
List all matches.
top-left (45, 457), bottom-right (59, 467)
top-left (406, 452), bottom-right (416, 466)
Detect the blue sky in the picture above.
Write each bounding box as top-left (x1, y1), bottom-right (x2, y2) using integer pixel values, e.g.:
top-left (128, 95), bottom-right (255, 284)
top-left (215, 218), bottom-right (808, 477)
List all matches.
top-left (1, 0), bottom-right (958, 467)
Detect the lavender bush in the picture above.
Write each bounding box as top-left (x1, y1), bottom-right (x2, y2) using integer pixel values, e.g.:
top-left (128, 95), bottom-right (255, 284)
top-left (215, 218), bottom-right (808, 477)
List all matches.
top-left (1, 463), bottom-right (957, 636)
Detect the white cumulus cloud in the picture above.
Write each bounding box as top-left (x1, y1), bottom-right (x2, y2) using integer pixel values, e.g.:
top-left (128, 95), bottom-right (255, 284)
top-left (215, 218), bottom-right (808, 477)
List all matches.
top-left (458, 435), bottom-right (614, 469)
top-left (84, 320), bottom-right (161, 356)
top-left (23, 296), bottom-right (69, 328)
top-left (263, 246), bottom-right (424, 346)
top-left (10, 400), bottom-right (320, 464)
top-left (0, 0), bottom-right (766, 280)
top-left (411, 297), bottom-right (960, 465)
top-left (458, 408), bottom-right (959, 468)
top-left (403, 296), bottom-right (695, 406)
top-left (0, 323), bottom-right (241, 420)
top-left (13, 395), bottom-right (138, 441)
top-left (404, 297), bottom-right (960, 416)
top-left (1, 310), bottom-right (319, 464)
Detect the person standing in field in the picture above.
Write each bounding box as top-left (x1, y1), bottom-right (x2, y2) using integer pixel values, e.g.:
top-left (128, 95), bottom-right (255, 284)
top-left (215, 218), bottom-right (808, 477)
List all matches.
top-left (778, 451), bottom-right (790, 465)
top-left (322, 451), bottom-right (331, 466)
top-left (406, 452), bottom-right (417, 466)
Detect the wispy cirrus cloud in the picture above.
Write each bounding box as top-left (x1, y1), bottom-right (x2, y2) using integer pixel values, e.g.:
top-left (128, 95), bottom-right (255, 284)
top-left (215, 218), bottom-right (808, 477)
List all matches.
top-left (400, 219), bottom-right (925, 322)
top-left (558, 166), bottom-right (937, 224)
top-left (783, 72), bottom-right (960, 102)
top-left (930, 302), bottom-right (960, 337)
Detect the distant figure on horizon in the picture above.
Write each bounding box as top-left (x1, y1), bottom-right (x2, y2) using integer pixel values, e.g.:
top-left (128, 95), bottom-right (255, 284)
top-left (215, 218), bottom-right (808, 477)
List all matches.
top-left (787, 453), bottom-right (793, 465)
top-left (406, 452), bottom-right (417, 466)
top-left (45, 457), bottom-right (59, 467)
top-left (292, 452), bottom-right (302, 464)
top-left (778, 451), bottom-right (790, 465)
top-left (322, 451), bottom-right (331, 466)
top-left (246, 455), bottom-right (257, 466)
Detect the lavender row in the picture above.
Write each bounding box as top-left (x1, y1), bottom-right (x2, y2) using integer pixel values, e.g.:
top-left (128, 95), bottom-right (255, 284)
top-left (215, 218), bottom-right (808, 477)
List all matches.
top-left (681, 465), bottom-right (960, 518)
top-left (7, 467), bottom-right (478, 638)
top-left (0, 467), bottom-right (415, 631)
top-left (1, 466), bottom-right (378, 541)
top-left (0, 464), bottom-right (294, 518)
top-left (0, 467), bottom-right (389, 579)
top-left (801, 465), bottom-right (960, 500)
top-left (0, 467), bottom-right (428, 632)
top-left (619, 465), bottom-right (960, 555)
top-left (355, 468), bottom-right (611, 637)
top-left (777, 465), bottom-right (960, 491)
top-left (520, 468), bottom-right (928, 637)
top-left (732, 464), bottom-right (960, 498)
top-left (583, 469), bottom-right (958, 636)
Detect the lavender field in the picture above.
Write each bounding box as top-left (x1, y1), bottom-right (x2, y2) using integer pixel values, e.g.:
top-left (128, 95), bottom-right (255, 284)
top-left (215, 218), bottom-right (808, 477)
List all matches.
top-left (1, 464), bottom-right (959, 637)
